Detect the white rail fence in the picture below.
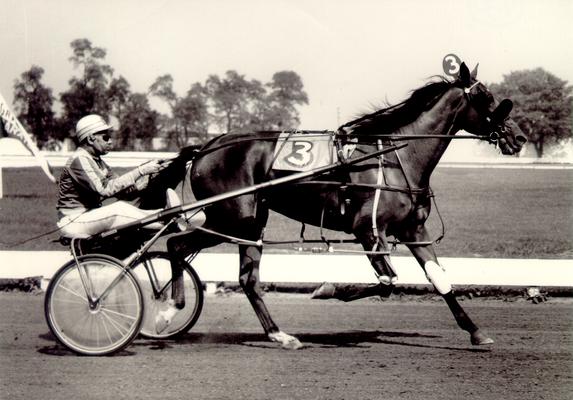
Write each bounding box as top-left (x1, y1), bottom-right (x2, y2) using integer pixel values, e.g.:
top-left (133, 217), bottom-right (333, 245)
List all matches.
top-left (1, 252), bottom-right (572, 288)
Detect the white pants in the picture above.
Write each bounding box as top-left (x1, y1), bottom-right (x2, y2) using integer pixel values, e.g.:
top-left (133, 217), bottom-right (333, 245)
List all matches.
top-left (58, 201), bottom-right (163, 238)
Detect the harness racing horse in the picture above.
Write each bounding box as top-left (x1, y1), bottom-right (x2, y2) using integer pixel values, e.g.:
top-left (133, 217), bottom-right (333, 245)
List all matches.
top-left (161, 62), bottom-right (526, 349)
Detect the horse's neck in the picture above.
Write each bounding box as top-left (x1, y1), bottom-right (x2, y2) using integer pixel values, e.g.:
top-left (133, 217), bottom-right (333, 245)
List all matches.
top-left (398, 90), bottom-right (464, 187)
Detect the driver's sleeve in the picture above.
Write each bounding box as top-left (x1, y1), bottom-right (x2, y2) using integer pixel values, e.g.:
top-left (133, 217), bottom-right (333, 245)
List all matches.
top-left (68, 154), bottom-right (143, 198)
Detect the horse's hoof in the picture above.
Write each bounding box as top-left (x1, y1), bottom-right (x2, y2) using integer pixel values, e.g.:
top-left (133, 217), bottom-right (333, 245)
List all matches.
top-left (378, 275), bottom-right (398, 285)
top-left (268, 331), bottom-right (304, 350)
top-left (155, 300), bottom-right (178, 334)
top-left (471, 330), bottom-right (494, 345)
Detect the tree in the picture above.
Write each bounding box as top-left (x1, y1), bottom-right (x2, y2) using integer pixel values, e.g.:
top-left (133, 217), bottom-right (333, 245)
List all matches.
top-left (204, 70), bottom-right (308, 133)
top-left (263, 71), bottom-right (308, 130)
top-left (12, 66), bottom-right (57, 149)
top-left (149, 74), bottom-right (177, 109)
top-left (107, 76), bottom-right (131, 121)
top-left (59, 39), bottom-right (114, 137)
top-left (149, 75), bottom-right (208, 148)
top-left (116, 93), bottom-right (158, 150)
top-left (205, 70), bottom-right (263, 133)
top-left (173, 83), bottom-right (210, 145)
top-left (490, 68), bottom-right (572, 157)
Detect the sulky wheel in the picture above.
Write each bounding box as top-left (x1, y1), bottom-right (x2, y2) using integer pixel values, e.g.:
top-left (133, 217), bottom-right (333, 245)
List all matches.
top-left (44, 254), bottom-right (143, 356)
top-left (131, 251), bottom-right (204, 340)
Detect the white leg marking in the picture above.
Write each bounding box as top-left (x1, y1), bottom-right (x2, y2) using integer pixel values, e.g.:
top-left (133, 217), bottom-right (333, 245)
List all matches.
top-left (268, 331), bottom-right (303, 350)
top-left (424, 261), bottom-right (452, 295)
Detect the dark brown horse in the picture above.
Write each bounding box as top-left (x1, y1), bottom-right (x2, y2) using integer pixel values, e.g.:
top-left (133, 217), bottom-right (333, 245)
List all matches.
top-left (160, 63), bottom-right (526, 349)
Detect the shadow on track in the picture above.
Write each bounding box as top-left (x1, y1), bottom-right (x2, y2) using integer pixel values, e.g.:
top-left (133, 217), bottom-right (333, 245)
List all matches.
top-left (37, 332), bottom-right (136, 357)
top-left (39, 329), bottom-right (491, 354)
top-left (134, 330), bottom-right (489, 352)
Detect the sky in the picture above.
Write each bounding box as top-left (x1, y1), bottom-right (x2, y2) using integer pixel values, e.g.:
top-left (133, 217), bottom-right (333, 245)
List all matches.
top-left (1, 0), bottom-right (572, 131)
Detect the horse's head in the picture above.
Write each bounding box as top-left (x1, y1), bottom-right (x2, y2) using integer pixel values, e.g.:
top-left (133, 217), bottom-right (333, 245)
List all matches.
top-left (457, 63), bottom-right (527, 155)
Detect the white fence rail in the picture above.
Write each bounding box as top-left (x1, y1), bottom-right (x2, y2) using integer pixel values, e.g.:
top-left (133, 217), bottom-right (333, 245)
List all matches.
top-left (1, 251), bottom-right (572, 287)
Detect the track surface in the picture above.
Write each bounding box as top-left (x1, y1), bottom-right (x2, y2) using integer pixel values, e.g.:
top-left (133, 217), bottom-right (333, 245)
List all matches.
top-left (1, 292), bottom-right (572, 400)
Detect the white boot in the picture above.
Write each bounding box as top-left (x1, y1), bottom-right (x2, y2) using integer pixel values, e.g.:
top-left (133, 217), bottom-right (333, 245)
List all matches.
top-left (155, 299), bottom-right (179, 334)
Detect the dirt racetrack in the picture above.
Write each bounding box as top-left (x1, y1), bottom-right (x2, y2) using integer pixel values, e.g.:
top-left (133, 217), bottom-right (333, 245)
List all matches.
top-left (1, 291), bottom-right (572, 400)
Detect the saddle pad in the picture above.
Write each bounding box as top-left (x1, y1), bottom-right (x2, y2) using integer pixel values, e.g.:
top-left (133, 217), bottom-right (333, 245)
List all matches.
top-left (272, 132), bottom-right (337, 171)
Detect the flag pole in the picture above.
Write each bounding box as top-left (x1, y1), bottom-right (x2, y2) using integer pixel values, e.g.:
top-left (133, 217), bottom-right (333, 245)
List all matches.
top-left (0, 92), bottom-right (56, 183)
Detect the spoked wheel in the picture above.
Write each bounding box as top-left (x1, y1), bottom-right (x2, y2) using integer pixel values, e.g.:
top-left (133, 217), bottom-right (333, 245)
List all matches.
top-left (44, 255), bottom-right (143, 356)
top-left (131, 251), bottom-right (204, 339)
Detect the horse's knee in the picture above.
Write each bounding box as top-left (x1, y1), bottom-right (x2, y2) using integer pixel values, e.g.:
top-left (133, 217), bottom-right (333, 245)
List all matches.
top-left (238, 267), bottom-right (265, 298)
top-left (238, 273), bottom-right (250, 290)
top-left (238, 244), bottom-right (264, 295)
top-left (238, 270), bottom-right (258, 290)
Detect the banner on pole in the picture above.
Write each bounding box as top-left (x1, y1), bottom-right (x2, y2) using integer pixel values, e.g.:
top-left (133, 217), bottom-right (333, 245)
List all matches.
top-left (0, 92), bottom-right (56, 183)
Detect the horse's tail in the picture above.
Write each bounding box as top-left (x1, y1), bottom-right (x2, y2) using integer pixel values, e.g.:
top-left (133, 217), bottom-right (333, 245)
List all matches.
top-left (137, 145), bottom-right (198, 209)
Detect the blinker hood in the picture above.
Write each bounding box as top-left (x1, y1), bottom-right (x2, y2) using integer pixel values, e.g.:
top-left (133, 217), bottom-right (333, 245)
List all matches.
top-left (491, 99), bottom-right (513, 123)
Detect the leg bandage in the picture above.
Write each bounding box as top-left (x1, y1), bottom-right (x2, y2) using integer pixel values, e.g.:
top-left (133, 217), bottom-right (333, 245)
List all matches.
top-left (424, 261), bottom-right (452, 295)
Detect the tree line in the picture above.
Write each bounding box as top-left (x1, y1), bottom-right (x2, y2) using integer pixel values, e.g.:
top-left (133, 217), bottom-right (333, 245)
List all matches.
top-left (12, 38), bottom-right (308, 151)
top-left (10, 38), bottom-right (572, 157)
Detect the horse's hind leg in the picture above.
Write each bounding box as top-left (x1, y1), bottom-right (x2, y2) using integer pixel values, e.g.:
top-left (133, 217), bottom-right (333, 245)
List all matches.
top-left (166, 229), bottom-right (223, 306)
top-left (238, 244), bottom-right (303, 350)
top-left (401, 226), bottom-right (494, 345)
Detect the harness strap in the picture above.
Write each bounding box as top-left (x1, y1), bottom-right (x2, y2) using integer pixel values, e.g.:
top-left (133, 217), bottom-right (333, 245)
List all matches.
top-left (371, 140), bottom-right (384, 252)
top-left (392, 143), bottom-right (417, 210)
top-left (464, 80), bottom-right (480, 95)
top-left (265, 130), bottom-right (294, 176)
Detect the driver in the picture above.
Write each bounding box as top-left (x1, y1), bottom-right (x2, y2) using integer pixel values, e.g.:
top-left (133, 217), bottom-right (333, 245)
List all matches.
top-left (56, 114), bottom-right (175, 238)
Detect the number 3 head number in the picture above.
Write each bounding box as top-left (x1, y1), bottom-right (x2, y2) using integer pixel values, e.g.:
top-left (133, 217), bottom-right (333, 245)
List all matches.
top-left (442, 53), bottom-right (462, 77)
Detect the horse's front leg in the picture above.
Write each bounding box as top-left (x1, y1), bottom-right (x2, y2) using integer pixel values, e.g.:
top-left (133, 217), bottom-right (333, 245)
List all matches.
top-left (239, 244), bottom-right (303, 350)
top-left (356, 226), bottom-right (398, 287)
top-left (400, 226), bottom-right (494, 345)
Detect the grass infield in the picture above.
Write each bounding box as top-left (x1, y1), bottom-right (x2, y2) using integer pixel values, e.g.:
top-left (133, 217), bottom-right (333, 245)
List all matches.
top-left (0, 166), bottom-right (571, 258)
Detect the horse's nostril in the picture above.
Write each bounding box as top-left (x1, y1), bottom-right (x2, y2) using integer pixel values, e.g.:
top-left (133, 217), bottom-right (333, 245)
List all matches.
top-left (516, 135), bottom-right (527, 144)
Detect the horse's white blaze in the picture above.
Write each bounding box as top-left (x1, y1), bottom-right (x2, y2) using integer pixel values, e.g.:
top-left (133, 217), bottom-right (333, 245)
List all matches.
top-left (424, 261), bottom-right (452, 295)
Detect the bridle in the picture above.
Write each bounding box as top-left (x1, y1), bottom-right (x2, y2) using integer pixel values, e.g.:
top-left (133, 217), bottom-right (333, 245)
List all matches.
top-left (462, 80), bottom-right (514, 146)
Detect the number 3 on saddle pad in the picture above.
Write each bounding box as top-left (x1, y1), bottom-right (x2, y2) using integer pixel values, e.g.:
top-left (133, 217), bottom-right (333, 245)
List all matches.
top-left (272, 132), bottom-right (337, 171)
top-left (287, 141), bottom-right (313, 167)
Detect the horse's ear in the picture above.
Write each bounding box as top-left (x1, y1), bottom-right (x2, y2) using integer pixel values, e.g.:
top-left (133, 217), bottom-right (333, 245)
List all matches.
top-left (470, 63), bottom-right (479, 79)
top-left (459, 62), bottom-right (471, 86)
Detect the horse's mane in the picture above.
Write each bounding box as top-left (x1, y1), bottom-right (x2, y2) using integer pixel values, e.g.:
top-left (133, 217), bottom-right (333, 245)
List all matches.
top-left (339, 76), bottom-right (456, 135)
